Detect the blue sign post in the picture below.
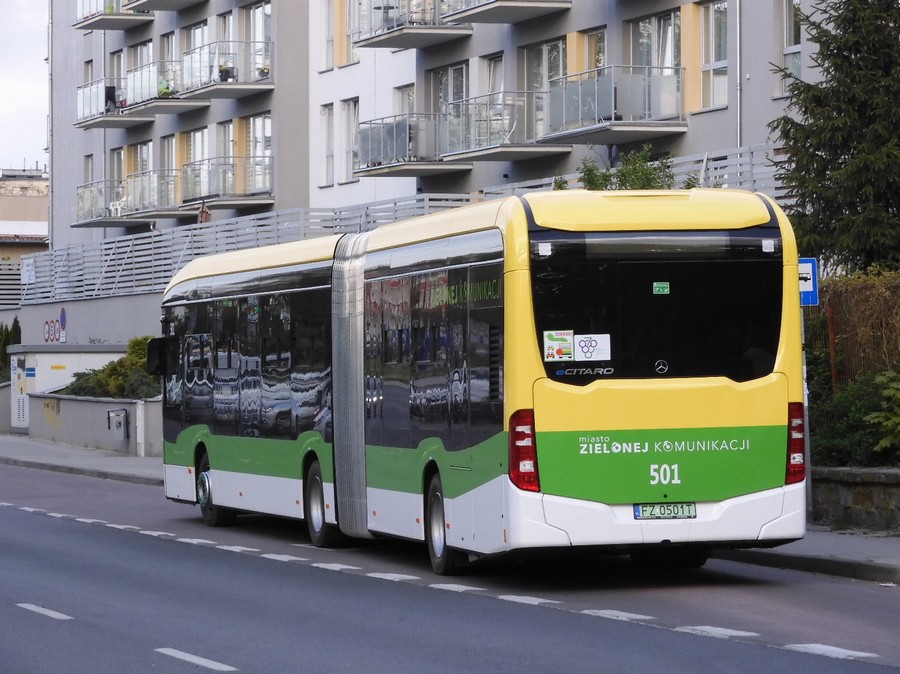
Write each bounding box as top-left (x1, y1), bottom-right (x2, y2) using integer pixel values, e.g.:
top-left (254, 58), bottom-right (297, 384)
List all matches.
top-left (799, 257), bottom-right (819, 307)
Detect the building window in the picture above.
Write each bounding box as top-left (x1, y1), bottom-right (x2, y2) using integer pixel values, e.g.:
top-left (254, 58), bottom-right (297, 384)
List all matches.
top-left (343, 98), bottom-right (359, 182)
top-left (701, 1), bottom-right (728, 108)
top-left (586, 29), bottom-right (607, 70)
top-left (432, 62), bottom-right (468, 112)
top-left (345, 0), bottom-right (360, 64)
top-left (396, 85), bottom-right (415, 115)
top-left (782, 0), bottom-right (801, 92)
top-left (525, 38), bottom-right (566, 91)
top-left (246, 113), bottom-right (272, 192)
top-left (324, 0), bottom-right (335, 71)
top-left (322, 104), bottom-right (334, 186)
top-left (628, 11), bottom-right (679, 70)
top-left (131, 140), bottom-right (152, 175)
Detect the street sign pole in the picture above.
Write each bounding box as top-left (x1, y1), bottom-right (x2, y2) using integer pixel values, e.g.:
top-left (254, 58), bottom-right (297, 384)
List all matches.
top-left (798, 258), bottom-right (819, 521)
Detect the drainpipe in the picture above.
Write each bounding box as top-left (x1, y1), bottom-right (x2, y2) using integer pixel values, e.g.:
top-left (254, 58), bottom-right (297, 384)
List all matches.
top-left (735, 0), bottom-right (742, 148)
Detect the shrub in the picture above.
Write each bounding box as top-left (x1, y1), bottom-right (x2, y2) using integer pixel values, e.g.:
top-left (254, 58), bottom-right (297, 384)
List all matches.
top-left (867, 371), bottom-right (900, 460)
top-left (62, 336), bottom-right (160, 400)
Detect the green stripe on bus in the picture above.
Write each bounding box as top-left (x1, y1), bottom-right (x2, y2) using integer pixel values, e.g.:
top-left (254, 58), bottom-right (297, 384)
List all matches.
top-left (538, 425), bottom-right (789, 503)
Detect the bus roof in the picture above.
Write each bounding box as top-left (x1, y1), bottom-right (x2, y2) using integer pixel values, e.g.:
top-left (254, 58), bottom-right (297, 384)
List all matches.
top-left (521, 189), bottom-right (774, 231)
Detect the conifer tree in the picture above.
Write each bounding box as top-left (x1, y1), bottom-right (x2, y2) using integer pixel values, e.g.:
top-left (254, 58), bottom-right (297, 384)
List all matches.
top-left (768, 0), bottom-right (900, 271)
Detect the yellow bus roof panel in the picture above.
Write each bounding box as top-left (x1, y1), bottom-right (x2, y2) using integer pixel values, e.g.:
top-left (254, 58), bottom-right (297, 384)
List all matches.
top-left (165, 233), bottom-right (343, 294)
top-left (523, 189), bottom-right (773, 232)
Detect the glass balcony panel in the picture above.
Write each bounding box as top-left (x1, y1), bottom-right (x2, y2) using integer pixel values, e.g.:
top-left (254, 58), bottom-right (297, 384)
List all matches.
top-left (75, 78), bottom-right (126, 121)
top-left (125, 169), bottom-right (181, 213)
top-left (442, 91), bottom-right (546, 153)
top-left (75, 180), bottom-right (125, 222)
top-left (182, 41), bottom-right (274, 91)
top-left (126, 61), bottom-right (182, 106)
top-left (181, 157), bottom-right (272, 202)
top-left (546, 66), bottom-right (684, 135)
top-left (357, 114), bottom-right (446, 169)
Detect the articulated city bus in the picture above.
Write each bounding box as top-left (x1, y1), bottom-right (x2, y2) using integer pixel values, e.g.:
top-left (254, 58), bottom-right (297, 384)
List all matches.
top-left (148, 189), bottom-right (806, 574)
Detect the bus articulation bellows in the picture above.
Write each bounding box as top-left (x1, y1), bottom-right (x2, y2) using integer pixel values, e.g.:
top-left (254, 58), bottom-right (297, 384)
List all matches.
top-left (147, 189), bottom-right (806, 574)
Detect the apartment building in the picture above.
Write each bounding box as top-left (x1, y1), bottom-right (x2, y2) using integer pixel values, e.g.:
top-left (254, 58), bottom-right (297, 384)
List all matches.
top-left (0, 169), bottom-right (49, 310)
top-left (8, 0), bottom-right (805, 432)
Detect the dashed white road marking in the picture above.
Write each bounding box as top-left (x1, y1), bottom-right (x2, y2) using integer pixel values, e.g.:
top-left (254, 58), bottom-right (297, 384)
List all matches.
top-left (177, 538), bottom-right (218, 545)
top-left (583, 609), bottom-right (656, 622)
top-left (261, 554), bottom-right (309, 562)
top-left (75, 518), bottom-right (107, 524)
top-left (46, 513), bottom-right (70, 519)
top-left (498, 595), bottom-right (561, 606)
top-left (675, 625), bottom-right (760, 639)
top-left (105, 524), bottom-right (140, 531)
top-left (140, 530), bottom-right (176, 538)
top-left (367, 572), bottom-right (420, 582)
top-left (17, 603), bottom-right (73, 620)
top-left (313, 563), bottom-right (362, 571)
top-left (0, 502), bottom-right (12, 506)
top-left (784, 644), bottom-right (879, 660)
top-left (19, 507), bottom-right (46, 513)
top-left (430, 583), bottom-right (486, 593)
top-left (217, 545), bottom-right (261, 553)
top-left (154, 648), bottom-right (238, 671)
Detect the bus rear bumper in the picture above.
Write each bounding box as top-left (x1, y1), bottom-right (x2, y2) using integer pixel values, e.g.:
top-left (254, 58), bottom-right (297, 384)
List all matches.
top-left (508, 482), bottom-right (806, 549)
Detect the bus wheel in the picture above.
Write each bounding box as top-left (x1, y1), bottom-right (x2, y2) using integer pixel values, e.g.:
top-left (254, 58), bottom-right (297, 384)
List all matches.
top-left (197, 454), bottom-right (236, 527)
top-left (305, 460), bottom-right (341, 547)
top-left (426, 474), bottom-right (465, 576)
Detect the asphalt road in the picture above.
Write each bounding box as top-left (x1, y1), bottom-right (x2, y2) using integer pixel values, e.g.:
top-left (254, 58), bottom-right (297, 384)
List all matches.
top-left (1, 465), bottom-right (897, 672)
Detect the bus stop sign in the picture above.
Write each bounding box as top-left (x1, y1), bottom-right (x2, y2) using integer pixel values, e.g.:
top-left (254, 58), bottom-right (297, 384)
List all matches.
top-left (799, 257), bottom-right (819, 306)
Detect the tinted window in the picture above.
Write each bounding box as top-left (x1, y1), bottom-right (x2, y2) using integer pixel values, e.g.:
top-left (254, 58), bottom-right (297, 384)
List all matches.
top-left (530, 226), bottom-right (783, 384)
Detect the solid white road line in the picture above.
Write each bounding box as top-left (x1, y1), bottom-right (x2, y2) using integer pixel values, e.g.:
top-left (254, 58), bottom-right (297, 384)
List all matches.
top-left (17, 603), bottom-right (73, 620)
top-left (784, 644), bottom-right (879, 660)
top-left (429, 583), bottom-right (487, 593)
top-left (497, 595), bottom-right (561, 606)
top-left (367, 573), bottom-right (420, 582)
top-left (583, 609), bottom-right (656, 622)
top-left (675, 625), bottom-right (760, 639)
top-left (155, 648), bottom-right (238, 671)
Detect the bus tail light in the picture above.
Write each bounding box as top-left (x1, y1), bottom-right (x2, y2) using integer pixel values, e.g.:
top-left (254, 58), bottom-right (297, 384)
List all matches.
top-left (786, 402), bottom-right (806, 485)
top-left (509, 409), bottom-right (540, 492)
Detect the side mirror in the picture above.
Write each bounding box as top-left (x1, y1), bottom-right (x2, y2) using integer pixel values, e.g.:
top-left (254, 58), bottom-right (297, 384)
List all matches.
top-left (146, 336), bottom-right (178, 376)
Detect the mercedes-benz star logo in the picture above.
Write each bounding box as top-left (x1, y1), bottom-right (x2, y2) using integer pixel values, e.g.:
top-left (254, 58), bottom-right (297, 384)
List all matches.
top-left (655, 360), bottom-right (669, 374)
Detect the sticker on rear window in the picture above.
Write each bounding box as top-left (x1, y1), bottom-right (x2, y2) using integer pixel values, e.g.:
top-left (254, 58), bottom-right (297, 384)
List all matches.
top-left (544, 330), bottom-right (574, 361)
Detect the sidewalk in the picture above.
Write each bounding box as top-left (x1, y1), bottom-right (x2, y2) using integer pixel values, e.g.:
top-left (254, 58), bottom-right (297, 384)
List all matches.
top-left (1, 434), bottom-right (898, 584)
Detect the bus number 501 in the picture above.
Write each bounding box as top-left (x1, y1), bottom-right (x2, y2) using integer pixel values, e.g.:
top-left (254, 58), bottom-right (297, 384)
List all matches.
top-left (650, 464), bottom-right (681, 485)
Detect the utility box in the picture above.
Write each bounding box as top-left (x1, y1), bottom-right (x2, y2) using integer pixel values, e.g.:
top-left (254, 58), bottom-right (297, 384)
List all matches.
top-left (107, 408), bottom-right (129, 441)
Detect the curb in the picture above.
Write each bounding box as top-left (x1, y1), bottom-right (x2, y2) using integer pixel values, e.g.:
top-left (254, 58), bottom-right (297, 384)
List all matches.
top-left (714, 548), bottom-right (899, 585)
top-left (0, 456), bottom-right (163, 488)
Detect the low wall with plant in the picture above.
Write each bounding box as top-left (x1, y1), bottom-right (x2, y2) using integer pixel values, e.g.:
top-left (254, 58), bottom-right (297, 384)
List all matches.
top-left (811, 467), bottom-right (900, 530)
top-left (27, 392), bottom-right (162, 457)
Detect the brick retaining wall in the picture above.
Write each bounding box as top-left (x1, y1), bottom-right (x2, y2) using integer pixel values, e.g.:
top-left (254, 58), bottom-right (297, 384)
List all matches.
top-left (811, 467), bottom-right (900, 530)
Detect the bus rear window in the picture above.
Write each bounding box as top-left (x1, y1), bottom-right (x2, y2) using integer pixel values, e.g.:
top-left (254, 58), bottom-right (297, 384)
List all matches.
top-left (530, 226), bottom-right (784, 384)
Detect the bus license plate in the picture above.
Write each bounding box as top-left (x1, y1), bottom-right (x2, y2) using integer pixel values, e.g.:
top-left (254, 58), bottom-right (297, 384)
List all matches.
top-left (633, 502), bottom-right (697, 520)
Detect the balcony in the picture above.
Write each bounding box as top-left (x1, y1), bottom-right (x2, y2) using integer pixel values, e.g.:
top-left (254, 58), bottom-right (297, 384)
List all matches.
top-left (179, 41), bottom-right (275, 100)
top-left (356, 114), bottom-right (472, 177)
top-left (442, 0), bottom-right (570, 23)
top-left (125, 169), bottom-right (189, 218)
top-left (123, 0), bottom-right (202, 10)
top-left (181, 156), bottom-right (275, 209)
top-left (355, 0), bottom-right (472, 49)
top-left (74, 0), bottom-right (153, 31)
top-left (541, 65), bottom-right (688, 146)
top-left (123, 61), bottom-right (209, 115)
top-left (74, 78), bottom-right (154, 130)
top-left (441, 91), bottom-right (571, 161)
top-left (74, 180), bottom-right (152, 228)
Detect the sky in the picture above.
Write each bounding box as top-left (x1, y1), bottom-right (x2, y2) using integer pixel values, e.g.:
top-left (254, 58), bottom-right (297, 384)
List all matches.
top-left (0, 0), bottom-right (50, 172)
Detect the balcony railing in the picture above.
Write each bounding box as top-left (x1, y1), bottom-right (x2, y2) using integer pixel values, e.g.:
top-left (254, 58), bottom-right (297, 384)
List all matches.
top-left (356, 0), bottom-right (472, 48)
top-left (126, 61), bottom-right (182, 106)
top-left (441, 0), bottom-right (571, 24)
top-left (182, 41), bottom-right (273, 92)
top-left (181, 156), bottom-right (273, 203)
top-left (358, 114), bottom-right (446, 169)
top-left (76, 180), bottom-right (126, 223)
top-left (443, 91), bottom-right (547, 153)
top-left (76, 78), bottom-right (125, 121)
top-left (126, 169), bottom-right (181, 214)
top-left (544, 65), bottom-right (687, 143)
top-left (74, 0), bottom-right (153, 30)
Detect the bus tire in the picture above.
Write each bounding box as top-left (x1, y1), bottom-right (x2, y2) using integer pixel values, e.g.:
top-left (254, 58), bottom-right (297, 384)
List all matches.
top-left (305, 460), bottom-right (341, 547)
top-left (197, 453), bottom-right (236, 527)
top-left (426, 474), bottom-right (466, 576)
